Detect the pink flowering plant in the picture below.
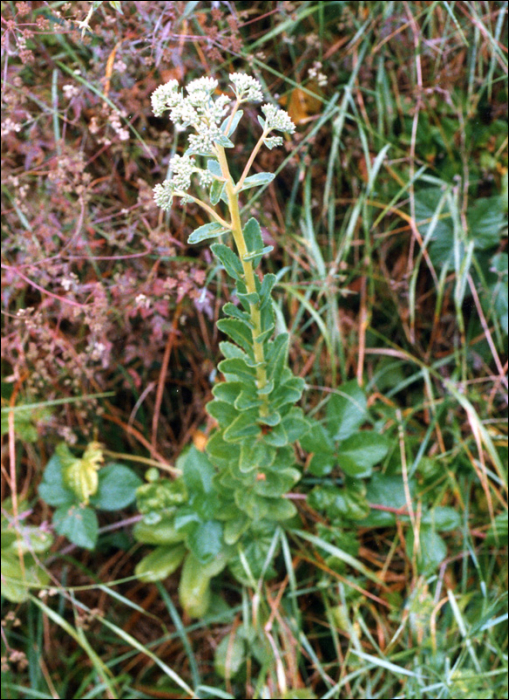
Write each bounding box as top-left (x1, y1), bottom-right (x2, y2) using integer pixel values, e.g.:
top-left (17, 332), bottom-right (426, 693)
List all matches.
top-left (133, 74), bottom-right (312, 617)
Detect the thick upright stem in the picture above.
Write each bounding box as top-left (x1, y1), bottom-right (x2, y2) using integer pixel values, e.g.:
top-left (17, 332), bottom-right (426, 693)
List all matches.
top-left (215, 145), bottom-right (269, 416)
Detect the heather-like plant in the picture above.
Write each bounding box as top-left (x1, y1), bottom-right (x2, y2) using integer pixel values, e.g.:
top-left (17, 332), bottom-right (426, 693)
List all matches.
top-left (133, 74), bottom-right (311, 617)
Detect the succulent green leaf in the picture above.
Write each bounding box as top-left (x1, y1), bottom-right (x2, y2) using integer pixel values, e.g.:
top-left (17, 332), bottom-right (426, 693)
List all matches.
top-left (239, 441), bottom-right (275, 473)
top-left (228, 522), bottom-right (277, 585)
top-left (308, 453), bottom-right (336, 477)
top-left (263, 498), bottom-right (297, 521)
top-left (173, 506), bottom-right (202, 535)
top-left (206, 399), bottom-right (240, 427)
top-left (221, 109), bottom-right (243, 137)
top-left (267, 333), bottom-right (289, 387)
top-left (216, 134), bottom-right (235, 148)
top-left (239, 172), bottom-right (275, 191)
top-left (179, 553), bottom-right (212, 618)
top-left (210, 179), bottom-right (226, 205)
top-left (179, 551), bottom-right (229, 618)
top-left (235, 490), bottom-right (269, 519)
top-left (207, 159), bottom-right (223, 177)
top-left (254, 468), bottom-right (301, 498)
top-left (234, 389), bottom-right (261, 411)
top-left (211, 243), bottom-right (244, 281)
top-left (187, 520), bottom-right (224, 564)
top-left (136, 478), bottom-right (188, 515)
top-left (133, 517), bottom-right (187, 545)
top-left (223, 410), bottom-right (261, 442)
top-left (217, 318), bottom-right (255, 356)
top-left (263, 422), bottom-right (288, 447)
top-left (254, 326), bottom-right (275, 344)
top-left (224, 514), bottom-right (250, 544)
top-left (258, 412), bottom-right (281, 427)
top-left (135, 544), bottom-right (186, 582)
top-left (243, 218), bottom-right (264, 264)
top-left (206, 430), bottom-right (241, 462)
top-left (269, 378), bottom-right (305, 410)
top-left (188, 222), bottom-right (229, 245)
top-left (259, 273), bottom-right (277, 309)
top-left (219, 357), bottom-right (257, 381)
top-left (219, 341), bottom-right (248, 360)
top-left (242, 245), bottom-right (274, 262)
top-left (223, 303), bottom-right (254, 327)
top-left (212, 381), bottom-right (243, 404)
top-left (237, 290), bottom-right (260, 307)
top-left (180, 446), bottom-right (215, 497)
top-left (258, 379), bottom-right (274, 396)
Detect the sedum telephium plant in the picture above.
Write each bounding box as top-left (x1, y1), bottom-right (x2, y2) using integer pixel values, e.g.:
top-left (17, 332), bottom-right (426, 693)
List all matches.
top-left (133, 74), bottom-right (310, 617)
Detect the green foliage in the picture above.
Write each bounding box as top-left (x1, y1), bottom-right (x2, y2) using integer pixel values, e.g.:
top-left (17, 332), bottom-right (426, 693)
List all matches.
top-left (39, 442), bottom-right (141, 550)
top-left (130, 76), bottom-right (313, 617)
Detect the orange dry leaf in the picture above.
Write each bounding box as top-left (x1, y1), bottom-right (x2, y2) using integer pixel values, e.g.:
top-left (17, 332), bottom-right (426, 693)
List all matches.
top-left (279, 81), bottom-right (323, 125)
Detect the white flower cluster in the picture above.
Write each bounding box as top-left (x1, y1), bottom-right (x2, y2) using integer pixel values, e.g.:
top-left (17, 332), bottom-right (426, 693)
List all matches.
top-left (263, 135), bottom-right (284, 150)
top-left (153, 153), bottom-right (215, 210)
top-left (261, 103), bottom-right (296, 134)
top-left (151, 74), bottom-right (296, 210)
top-left (151, 77), bottom-right (230, 137)
top-left (229, 73), bottom-right (264, 102)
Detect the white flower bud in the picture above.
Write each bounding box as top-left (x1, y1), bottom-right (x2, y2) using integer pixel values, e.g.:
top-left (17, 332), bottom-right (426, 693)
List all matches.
top-left (229, 73), bottom-right (264, 102)
top-left (261, 104), bottom-right (296, 134)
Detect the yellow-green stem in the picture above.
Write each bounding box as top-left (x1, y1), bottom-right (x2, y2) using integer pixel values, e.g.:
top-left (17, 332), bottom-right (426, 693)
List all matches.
top-left (215, 145), bottom-right (269, 415)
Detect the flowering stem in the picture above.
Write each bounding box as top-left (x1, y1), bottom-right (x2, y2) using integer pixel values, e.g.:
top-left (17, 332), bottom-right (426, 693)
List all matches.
top-left (234, 129), bottom-right (269, 193)
top-left (215, 145), bottom-right (269, 415)
top-left (224, 98), bottom-right (241, 137)
top-left (174, 190), bottom-right (231, 230)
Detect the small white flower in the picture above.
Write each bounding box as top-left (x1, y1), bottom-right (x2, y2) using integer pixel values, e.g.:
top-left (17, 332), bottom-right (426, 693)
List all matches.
top-left (135, 293), bottom-right (150, 308)
top-left (197, 169), bottom-right (215, 187)
top-left (153, 180), bottom-right (174, 210)
top-left (187, 77), bottom-right (218, 95)
top-left (264, 135), bottom-right (284, 150)
top-left (229, 73), bottom-right (264, 102)
top-left (151, 79), bottom-right (181, 117)
top-left (210, 94), bottom-right (232, 123)
top-left (169, 153), bottom-right (196, 190)
top-left (261, 104), bottom-right (296, 134)
top-left (188, 123), bottom-right (222, 154)
top-left (1, 119), bottom-right (22, 136)
top-left (62, 84), bottom-right (80, 99)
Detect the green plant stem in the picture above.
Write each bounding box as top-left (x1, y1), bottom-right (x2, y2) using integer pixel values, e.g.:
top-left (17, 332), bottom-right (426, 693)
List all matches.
top-left (173, 190), bottom-right (231, 229)
top-left (215, 145), bottom-right (269, 416)
top-left (234, 129), bottom-right (269, 192)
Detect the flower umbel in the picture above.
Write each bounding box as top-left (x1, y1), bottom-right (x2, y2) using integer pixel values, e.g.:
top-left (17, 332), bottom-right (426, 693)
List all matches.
top-left (261, 103), bottom-right (296, 134)
top-left (229, 73), bottom-right (264, 102)
top-left (151, 74), bottom-right (296, 209)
